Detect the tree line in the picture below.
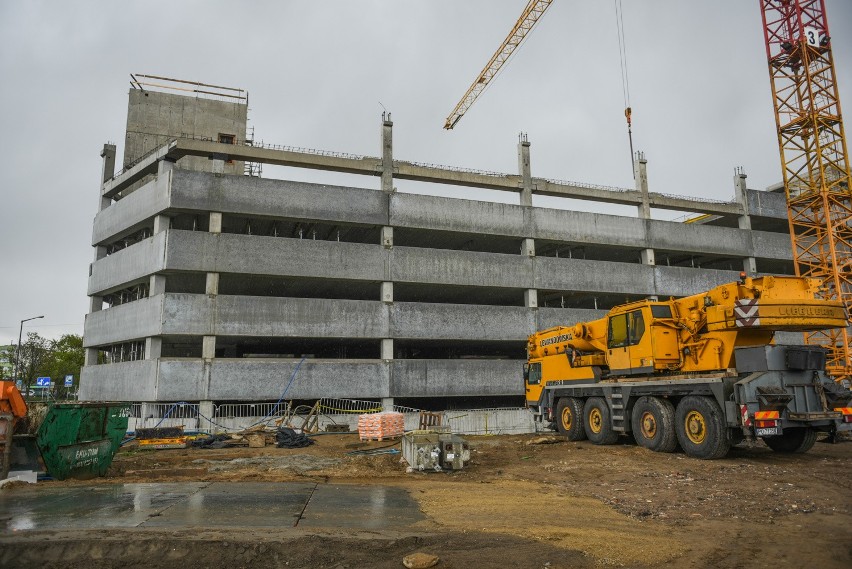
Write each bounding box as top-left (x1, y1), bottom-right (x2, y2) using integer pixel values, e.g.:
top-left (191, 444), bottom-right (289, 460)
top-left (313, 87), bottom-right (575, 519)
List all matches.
top-left (0, 333), bottom-right (84, 398)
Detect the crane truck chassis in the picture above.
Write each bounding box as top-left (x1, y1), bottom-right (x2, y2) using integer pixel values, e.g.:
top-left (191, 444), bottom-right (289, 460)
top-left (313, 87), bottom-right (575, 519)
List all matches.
top-left (524, 276), bottom-right (852, 459)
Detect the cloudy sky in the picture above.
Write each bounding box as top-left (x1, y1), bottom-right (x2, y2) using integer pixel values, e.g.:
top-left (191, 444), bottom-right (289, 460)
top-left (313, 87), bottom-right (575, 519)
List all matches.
top-left (0, 0), bottom-right (850, 345)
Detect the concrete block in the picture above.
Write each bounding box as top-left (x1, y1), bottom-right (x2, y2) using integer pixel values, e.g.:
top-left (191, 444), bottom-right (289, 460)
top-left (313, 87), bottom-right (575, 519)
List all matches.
top-left (747, 189), bottom-right (788, 219)
top-left (391, 359), bottom-right (522, 397)
top-left (170, 170), bottom-right (390, 226)
top-left (391, 303), bottom-right (535, 341)
top-left (79, 360), bottom-right (158, 401)
top-left (381, 281), bottom-right (393, 303)
top-left (533, 208), bottom-right (646, 247)
top-left (88, 233), bottom-right (167, 296)
top-left (83, 295), bottom-right (164, 347)
top-left (203, 359), bottom-right (391, 400)
top-left (392, 246), bottom-right (534, 288)
top-left (92, 175), bottom-right (170, 245)
top-left (161, 294), bottom-right (390, 338)
top-left (165, 231), bottom-right (388, 281)
top-left (390, 193), bottom-right (526, 237)
top-left (535, 257), bottom-right (655, 295)
top-left (653, 266), bottom-right (740, 298)
top-left (752, 230), bottom-right (793, 260)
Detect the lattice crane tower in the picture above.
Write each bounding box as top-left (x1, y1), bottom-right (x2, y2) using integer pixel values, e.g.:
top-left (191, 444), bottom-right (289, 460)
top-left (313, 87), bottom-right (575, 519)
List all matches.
top-left (760, 0), bottom-right (852, 382)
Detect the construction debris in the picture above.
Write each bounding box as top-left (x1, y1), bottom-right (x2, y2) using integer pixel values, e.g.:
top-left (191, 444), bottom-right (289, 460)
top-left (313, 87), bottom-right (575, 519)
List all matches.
top-left (275, 427), bottom-right (314, 448)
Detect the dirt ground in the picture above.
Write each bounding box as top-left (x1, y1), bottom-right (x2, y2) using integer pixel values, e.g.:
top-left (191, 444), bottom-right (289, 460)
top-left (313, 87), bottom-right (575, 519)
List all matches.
top-left (5, 432), bottom-right (852, 568)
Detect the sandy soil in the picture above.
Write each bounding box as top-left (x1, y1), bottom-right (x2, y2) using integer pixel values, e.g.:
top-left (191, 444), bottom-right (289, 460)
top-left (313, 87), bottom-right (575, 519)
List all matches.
top-left (4, 432), bottom-right (852, 568)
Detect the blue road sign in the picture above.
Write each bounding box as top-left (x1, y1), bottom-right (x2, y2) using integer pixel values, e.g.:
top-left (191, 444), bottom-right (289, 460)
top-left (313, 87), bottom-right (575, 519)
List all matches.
top-left (64, 375), bottom-right (74, 387)
top-left (36, 377), bottom-right (51, 387)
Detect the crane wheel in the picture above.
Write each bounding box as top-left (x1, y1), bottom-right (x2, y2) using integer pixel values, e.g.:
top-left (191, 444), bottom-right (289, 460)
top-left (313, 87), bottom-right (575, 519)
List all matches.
top-left (762, 428), bottom-right (818, 453)
top-left (631, 396), bottom-right (678, 453)
top-left (675, 396), bottom-right (730, 460)
top-left (583, 397), bottom-right (618, 445)
top-left (556, 397), bottom-right (586, 441)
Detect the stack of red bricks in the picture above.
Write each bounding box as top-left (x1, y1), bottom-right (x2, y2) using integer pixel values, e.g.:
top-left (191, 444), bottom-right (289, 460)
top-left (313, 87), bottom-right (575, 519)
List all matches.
top-left (358, 411), bottom-right (405, 441)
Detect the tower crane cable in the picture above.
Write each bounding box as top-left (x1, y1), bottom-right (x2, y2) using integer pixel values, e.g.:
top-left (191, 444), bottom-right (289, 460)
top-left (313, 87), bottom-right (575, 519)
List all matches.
top-left (444, 0), bottom-right (554, 130)
top-left (614, 0), bottom-right (634, 177)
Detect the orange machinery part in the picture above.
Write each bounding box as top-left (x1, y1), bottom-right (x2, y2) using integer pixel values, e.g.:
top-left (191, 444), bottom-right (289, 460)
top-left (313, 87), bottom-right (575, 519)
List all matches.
top-left (0, 381), bottom-right (28, 421)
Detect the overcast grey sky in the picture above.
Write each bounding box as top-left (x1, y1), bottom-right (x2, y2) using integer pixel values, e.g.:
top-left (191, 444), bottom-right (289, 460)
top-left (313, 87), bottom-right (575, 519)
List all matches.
top-left (0, 0), bottom-right (850, 345)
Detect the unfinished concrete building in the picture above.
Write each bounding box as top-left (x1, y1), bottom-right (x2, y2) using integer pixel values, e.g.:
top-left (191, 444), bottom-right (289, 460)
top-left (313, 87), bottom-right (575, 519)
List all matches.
top-left (80, 79), bottom-right (796, 411)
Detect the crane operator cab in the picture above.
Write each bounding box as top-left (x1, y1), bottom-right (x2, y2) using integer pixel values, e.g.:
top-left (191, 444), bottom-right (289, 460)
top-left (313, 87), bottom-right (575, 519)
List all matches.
top-left (606, 303), bottom-right (679, 377)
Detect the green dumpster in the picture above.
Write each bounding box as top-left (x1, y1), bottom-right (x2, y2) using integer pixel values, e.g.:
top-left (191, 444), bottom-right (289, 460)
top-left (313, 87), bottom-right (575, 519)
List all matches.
top-left (12, 402), bottom-right (131, 480)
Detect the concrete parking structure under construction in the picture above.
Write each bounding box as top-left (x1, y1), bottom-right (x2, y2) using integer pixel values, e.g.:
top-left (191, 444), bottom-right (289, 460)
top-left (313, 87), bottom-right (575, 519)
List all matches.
top-left (80, 81), bottom-right (796, 411)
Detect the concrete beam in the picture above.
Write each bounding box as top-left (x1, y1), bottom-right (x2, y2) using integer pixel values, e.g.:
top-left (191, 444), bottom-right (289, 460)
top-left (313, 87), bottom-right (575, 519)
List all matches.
top-left (92, 175), bottom-right (170, 246)
top-left (161, 294), bottom-right (390, 338)
top-left (83, 296), bottom-right (164, 347)
top-left (391, 359), bottom-right (522, 397)
top-left (79, 360), bottom-right (158, 401)
top-left (199, 359), bottom-right (392, 401)
top-left (88, 232), bottom-right (167, 296)
top-left (165, 231), bottom-right (388, 281)
top-left (102, 140), bottom-right (177, 198)
top-left (392, 246), bottom-right (534, 289)
top-left (172, 170), bottom-right (390, 227)
top-left (102, 138), bottom-right (746, 217)
top-left (391, 303), bottom-right (535, 341)
top-left (390, 193), bottom-right (527, 238)
top-left (746, 188), bottom-right (788, 219)
top-left (536, 257), bottom-right (655, 296)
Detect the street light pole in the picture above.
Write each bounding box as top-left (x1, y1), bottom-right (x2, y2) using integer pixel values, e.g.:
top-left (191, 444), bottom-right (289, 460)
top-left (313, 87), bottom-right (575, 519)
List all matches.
top-left (14, 315), bottom-right (44, 385)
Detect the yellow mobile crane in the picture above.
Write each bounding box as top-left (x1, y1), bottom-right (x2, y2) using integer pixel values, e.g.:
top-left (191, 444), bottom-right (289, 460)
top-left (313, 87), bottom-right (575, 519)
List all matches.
top-left (524, 275), bottom-right (852, 459)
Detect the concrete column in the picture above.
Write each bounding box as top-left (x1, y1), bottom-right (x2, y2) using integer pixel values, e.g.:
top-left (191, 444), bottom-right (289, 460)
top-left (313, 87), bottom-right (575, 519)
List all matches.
top-left (199, 400), bottom-right (215, 433)
top-left (518, 134), bottom-right (533, 207)
top-left (635, 152), bottom-right (651, 220)
top-left (150, 274), bottom-right (166, 296)
top-left (381, 115), bottom-right (394, 193)
top-left (202, 336), bottom-right (216, 359)
top-left (521, 238), bottom-right (535, 257)
top-left (84, 347), bottom-right (99, 366)
top-left (98, 143), bottom-right (116, 212)
top-left (524, 289), bottom-right (538, 308)
top-left (634, 153), bottom-right (655, 266)
top-left (634, 152), bottom-right (657, 299)
top-left (153, 214), bottom-right (170, 234)
top-left (89, 296), bottom-right (103, 313)
top-left (381, 226), bottom-right (393, 248)
top-left (381, 338), bottom-right (393, 360)
top-left (209, 212), bottom-right (223, 234)
top-left (212, 158), bottom-right (225, 174)
top-left (140, 403), bottom-right (157, 427)
top-left (735, 168), bottom-right (758, 275)
top-left (206, 273), bottom-right (220, 295)
top-left (381, 397), bottom-right (394, 412)
top-left (93, 246), bottom-right (107, 261)
top-left (157, 157), bottom-right (175, 176)
top-left (145, 337), bottom-right (162, 360)
top-left (381, 281), bottom-right (393, 303)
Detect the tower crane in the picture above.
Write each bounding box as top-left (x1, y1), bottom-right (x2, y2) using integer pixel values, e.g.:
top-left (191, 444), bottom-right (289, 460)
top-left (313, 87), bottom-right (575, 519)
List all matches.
top-left (759, 0), bottom-right (852, 382)
top-left (444, 0), bottom-right (851, 382)
top-left (443, 0), bottom-right (553, 130)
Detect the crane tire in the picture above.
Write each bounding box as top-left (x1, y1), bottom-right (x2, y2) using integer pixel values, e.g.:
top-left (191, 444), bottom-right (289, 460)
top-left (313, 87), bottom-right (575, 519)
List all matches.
top-left (763, 428), bottom-right (818, 453)
top-left (675, 396), bottom-right (730, 460)
top-left (583, 397), bottom-right (619, 445)
top-left (556, 397), bottom-right (586, 441)
top-left (631, 396), bottom-right (678, 453)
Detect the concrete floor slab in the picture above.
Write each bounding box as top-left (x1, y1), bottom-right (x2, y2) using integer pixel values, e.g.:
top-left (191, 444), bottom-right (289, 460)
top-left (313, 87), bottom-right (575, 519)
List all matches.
top-left (141, 482), bottom-right (316, 528)
top-left (0, 482), bottom-right (423, 532)
top-left (297, 484), bottom-right (425, 530)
